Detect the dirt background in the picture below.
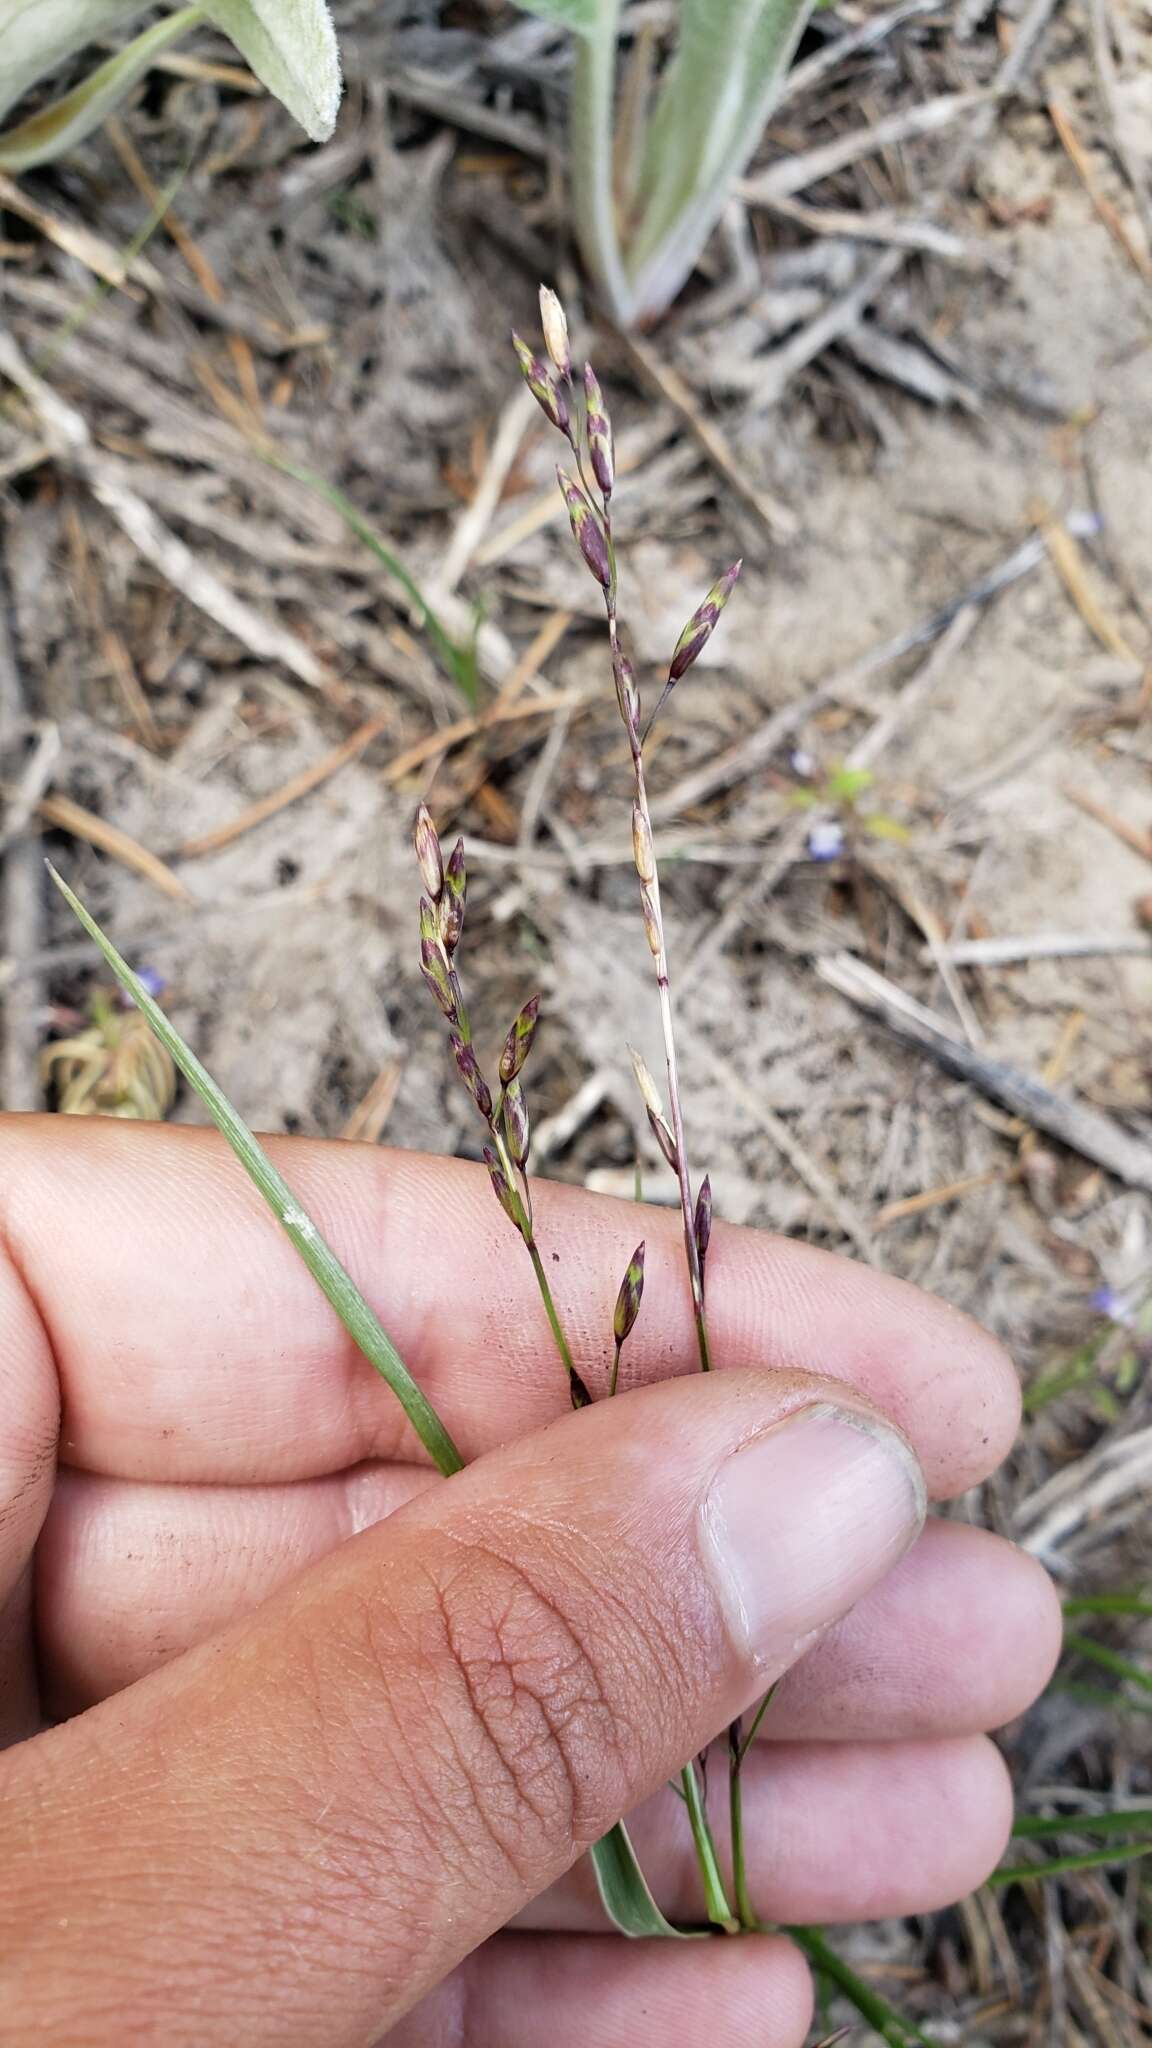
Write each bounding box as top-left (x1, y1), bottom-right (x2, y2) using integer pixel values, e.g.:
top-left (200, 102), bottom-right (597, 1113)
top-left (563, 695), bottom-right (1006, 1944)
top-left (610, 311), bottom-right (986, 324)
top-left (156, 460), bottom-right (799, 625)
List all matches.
top-left (2, 0), bottom-right (1152, 2037)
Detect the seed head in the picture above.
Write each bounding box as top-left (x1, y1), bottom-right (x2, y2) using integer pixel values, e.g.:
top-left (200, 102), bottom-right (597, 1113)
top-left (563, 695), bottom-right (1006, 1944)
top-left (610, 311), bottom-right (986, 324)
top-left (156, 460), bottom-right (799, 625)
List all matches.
top-left (613, 1240), bottom-right (646, 1346)
top-left (647, 1109), bottom-right (678, 1170)
top-left (503, 1077), bottom-right (531, 1167)
top-left (420, 938), bottom-right (456, 1020)
top-left (483, 1144), bottom-right (524, 1235)
top-left (569, 1366), bottom-right (593, 1411)
top-left (500, 994), bottom-right (541, 1084)
top-left (448, 970), bottom-right (470, 1045)
top-left (420, 937), bottom-right (455, 1019)
top-left (631, 800), bottom-right (655, 886)
top-left (557, 468), bottom-right (611, 590)
top-left (694, 1175), bottom-right (712, 1269)
top-left (583, 362), bottom-right (614, 499)
top-left (628, 1046), bottom-right (678, 1170)
top-left (628, 1045), bottom-right (664, 1123)
top-left (513, 332), bottom-right (570, 437)
top-left (538, 286), bottom-right (571, 380)
top-left (613, 653), bottom-right (640, 737)
top-left (451, 1034), bottom-right (493, 1121)
top-left (414, 803), bottom-right (444, 901)
top-left (639, 884), bottom-right (661, 958)
top-left (418, 895), bottom-right (439, 946)
top-left (668, 561), bottom-right (743, 685)
top-left (440, 838), bottom-right (466, 954)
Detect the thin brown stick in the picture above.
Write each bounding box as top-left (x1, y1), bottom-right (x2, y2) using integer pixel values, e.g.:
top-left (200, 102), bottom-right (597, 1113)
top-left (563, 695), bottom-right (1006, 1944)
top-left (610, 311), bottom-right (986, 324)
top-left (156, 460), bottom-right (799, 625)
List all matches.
top-left (614, 330), bottom-right (797, 539)
top-left (818, 951), bottom-right (1152, 1191)
top-left (1063, 787), bottom-right (1152, 862)
top-left (178, 711), bottom-right (392, 859)
top-left (341, 1060), bottom-right (404, 1144)
top-left (874, 1170), bottom-right (1004, 1229)
top-left (381, 690), bottom-right (585, 785)
top-left (33, 792), bottom-right (193, 902)
top-left (1033, 500), bottom-right (1143, 663)
top-left (1046, 98), bottom-right (1152, 286)
top-left (0, 579), bottom-right (43, 1110)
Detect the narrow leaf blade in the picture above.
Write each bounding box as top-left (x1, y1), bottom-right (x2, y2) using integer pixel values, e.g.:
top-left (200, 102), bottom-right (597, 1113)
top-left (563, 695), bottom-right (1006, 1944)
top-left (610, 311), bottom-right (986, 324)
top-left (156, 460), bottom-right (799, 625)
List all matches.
top-left (47, 865), bottom-right (464, 1479)
top-left (589, 1823), bottom-right (704, 1939)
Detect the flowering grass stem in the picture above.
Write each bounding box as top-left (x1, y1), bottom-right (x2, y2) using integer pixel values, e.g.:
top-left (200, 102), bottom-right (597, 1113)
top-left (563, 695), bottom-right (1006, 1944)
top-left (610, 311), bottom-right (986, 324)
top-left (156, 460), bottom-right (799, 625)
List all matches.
top-left (513, 286), bottom-right (750, 1938)
top-left (680, 1760), bottom-right (739, 1933)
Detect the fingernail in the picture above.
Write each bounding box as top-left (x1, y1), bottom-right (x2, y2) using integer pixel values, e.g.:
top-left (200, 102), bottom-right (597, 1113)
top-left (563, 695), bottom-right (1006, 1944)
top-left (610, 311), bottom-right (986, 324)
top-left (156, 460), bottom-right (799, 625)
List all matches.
top-left (701, 1402), bottom-right (926, 1668)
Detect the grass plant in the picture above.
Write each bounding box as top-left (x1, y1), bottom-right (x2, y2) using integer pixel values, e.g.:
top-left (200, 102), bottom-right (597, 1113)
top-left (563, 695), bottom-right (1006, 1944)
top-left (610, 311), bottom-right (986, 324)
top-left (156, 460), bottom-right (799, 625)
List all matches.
top-left (46, 289), bottom-right (1152, 2043)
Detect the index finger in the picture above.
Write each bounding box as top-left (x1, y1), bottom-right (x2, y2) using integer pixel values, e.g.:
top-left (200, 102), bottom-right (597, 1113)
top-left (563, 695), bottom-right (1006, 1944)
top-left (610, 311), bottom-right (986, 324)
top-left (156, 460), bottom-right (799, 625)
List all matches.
top-left (0, 1115), bottom-right (1018, 1490)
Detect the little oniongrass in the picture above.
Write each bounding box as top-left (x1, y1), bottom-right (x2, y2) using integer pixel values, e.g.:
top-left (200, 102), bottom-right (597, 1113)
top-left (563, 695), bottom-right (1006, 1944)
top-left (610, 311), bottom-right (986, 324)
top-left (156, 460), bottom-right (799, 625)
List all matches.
top-left (49, 858), bottom-right (667, 1935)
top-left (513, 284), bottom-right (747, 1929)
top-left (48, 287), bottom-right (1056, 2042)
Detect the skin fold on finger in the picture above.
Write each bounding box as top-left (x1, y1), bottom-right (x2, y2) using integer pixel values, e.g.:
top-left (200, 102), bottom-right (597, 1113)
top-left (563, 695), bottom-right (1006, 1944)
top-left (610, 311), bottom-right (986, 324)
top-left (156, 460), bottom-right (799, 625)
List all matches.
top-left (382, 1934), bottom-right (813, 2048)
top-left (39, 1472), bottom-right (1061, 1736)
top-left (0, 1115), bottom-right (1019, 1492)
top-left (517, 1733), bottom-right (1016, 1933)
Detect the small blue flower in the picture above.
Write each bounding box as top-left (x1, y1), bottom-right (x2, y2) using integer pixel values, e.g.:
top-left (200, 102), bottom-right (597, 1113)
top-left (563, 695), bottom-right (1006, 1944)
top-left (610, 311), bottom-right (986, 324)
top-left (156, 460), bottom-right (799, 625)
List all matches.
top-left (119, 966), bottom-right (166, 1008)
top-left (1091, 1285), bottom-right (1135, 1327)
top-left (808, 820), bottom-right (844, 863)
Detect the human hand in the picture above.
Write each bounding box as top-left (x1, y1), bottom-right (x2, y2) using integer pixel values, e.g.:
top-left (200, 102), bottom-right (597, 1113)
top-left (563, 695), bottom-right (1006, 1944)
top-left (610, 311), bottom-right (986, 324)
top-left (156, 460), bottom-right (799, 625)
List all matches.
top-left (0, 1116), bottom-right (1060, 2045)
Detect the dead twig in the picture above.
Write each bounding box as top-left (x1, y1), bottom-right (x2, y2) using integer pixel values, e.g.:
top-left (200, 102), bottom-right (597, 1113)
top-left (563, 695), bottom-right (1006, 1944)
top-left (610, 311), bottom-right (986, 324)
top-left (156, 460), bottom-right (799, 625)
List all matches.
top-left (739, 93), bottom-right (988, 207)
top-left (341, 1060), bottom-right (404, 1144)
top-left (1015, 1423), bottom-right (1152, 1559)
top-left (925, 931), bottom-right (1152, 966)
top-left (31, 793), bottom-right (193, 904)
top-left (1064, 787), bottom-right (1152, 863)
top-left (0, 577), bottom-right (42, 1110)
top-left (177, 711), bottom-right (392, 859)
top-left (817, 951), bottom-right (1152, 1192)
top-left (1034, 501), bottom-right (1144, 664)
top-left (613, 330), bottom-right (798, 539)
top-left (1047, 98), bottom-right (1152, 286)
top-left (0, 329), bottom-right (332, 691)
top-left (740, 249), bottom-right (908, 412)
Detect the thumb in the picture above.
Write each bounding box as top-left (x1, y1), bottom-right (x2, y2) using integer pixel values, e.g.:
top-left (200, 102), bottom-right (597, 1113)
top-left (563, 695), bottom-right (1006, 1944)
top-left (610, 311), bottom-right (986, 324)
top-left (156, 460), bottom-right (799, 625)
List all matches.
top-left (2, 1370), bottom-right (924, 2047)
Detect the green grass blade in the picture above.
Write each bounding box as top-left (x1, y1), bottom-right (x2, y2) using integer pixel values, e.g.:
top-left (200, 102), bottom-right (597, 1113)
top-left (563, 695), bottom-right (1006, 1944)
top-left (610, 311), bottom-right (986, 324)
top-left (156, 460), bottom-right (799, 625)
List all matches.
top-left (589, 1823), bottom-right (705, 1939)
top-left (268, 456), bottom-right (479, 705)
top-left (1064, 1631), bottom-right (1152, 1694)
top-left (1051, 1679), bottom-right (1152, 1718)
top-left (48, 865), bottom-right (464, 1479)
top-left (786, 1927), bottom-right (935, 2047)
top-left (1012, 1807), bottom-right (1152, 1841)
top-left (1064, 1593), bottom-right (1152, 1619)
top-left (989, 1842), bottom-right (1152, 1886)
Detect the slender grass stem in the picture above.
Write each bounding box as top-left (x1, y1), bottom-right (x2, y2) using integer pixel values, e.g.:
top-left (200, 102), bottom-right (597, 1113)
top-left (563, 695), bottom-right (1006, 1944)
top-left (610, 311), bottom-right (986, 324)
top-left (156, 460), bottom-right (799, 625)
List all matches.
top-left (680, 1762), bottom-right (739, 1933)
top-left (785, 1927), bottom-right (935, 2047)
top-left (602, 537), bottom-right (710, 1375)
top-left (488, 1113), bottom-right (585, 1400)
top-left (526, 1236), bottom-right (581, 1387)
top-left (727, 1725), bottom-right (756, 1931)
